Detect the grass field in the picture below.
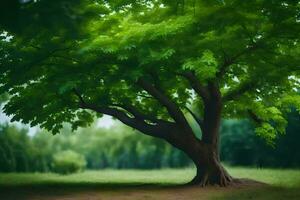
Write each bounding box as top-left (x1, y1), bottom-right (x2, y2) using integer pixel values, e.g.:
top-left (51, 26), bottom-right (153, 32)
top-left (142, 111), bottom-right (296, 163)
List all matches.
top-left (0, 167), bottom-right (300, 200)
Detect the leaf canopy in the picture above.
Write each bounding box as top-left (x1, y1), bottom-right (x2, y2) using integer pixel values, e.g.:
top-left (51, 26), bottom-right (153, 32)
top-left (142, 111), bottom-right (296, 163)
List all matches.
top-left (0, 0), bottom-right (299, 143)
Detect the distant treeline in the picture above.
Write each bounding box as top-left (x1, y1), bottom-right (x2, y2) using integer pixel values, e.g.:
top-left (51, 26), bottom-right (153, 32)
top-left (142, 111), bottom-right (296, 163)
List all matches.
top-left (0, 110), bottom-right (300, 172)
top-left (221, 110), bottom-right (300, 168)
top-left (0, 124), bottom-right (191, 172)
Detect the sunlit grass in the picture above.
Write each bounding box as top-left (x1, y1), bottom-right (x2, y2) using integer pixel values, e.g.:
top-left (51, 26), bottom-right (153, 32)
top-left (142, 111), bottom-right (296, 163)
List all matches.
top-left (1, 167), bottom-right (300, 200)
top-left (228, 167), bottom-right (300, 187)
top-left (0, 168), bottom-right (194, 186)
top-left (1, 166), bottom-right (300, 187)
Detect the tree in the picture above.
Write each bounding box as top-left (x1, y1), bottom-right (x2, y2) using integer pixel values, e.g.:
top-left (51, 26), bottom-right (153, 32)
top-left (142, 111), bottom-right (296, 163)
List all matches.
top-left (0, 0), bottom-right (299, 186)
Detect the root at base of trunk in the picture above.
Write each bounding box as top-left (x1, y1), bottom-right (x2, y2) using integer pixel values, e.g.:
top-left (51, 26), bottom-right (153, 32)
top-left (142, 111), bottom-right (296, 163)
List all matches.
top-left (188, 166), bottom-right (234, 187)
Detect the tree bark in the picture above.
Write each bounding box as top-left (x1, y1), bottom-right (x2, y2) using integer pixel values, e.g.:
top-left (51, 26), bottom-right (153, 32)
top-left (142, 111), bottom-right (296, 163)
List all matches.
top-left (187, 143), bottom-right (233, 186)
top-left (164, 84), bottom-right (233, 186)
top-left (166, 129), bottom-right (233, 186)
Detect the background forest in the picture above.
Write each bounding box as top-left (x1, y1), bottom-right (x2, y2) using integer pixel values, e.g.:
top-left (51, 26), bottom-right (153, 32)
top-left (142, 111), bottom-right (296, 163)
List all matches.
top-left (1, 110), bottom-right (299, 173)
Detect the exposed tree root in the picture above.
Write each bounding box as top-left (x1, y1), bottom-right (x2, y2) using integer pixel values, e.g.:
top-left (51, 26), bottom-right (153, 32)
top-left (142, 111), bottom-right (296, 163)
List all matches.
top-left (187, 173), bottom-right (266, 187)
top-left (187, 165), bottom-right (239, 187)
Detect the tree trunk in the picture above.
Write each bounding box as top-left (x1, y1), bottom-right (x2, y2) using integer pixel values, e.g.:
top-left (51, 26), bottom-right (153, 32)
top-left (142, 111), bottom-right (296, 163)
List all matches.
top-left (191, 85), bottom-right (233, 186)
top-left (166, 86), bottom-right (233, 186)
top-left (187, 143), bottom-right (233, 186)
top-left (166, 129), bottom-right (233, 187)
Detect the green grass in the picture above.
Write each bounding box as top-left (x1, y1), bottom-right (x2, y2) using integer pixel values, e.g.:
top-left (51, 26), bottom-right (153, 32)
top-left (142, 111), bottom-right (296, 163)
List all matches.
top-left (219, 167), bottom-right (300, 200)
top-left (0, 167), bottom-right (300, 200)
top-left (229, 167), bottom-right (300, 187)
top-left (0, 168), bottom-right (195, 186)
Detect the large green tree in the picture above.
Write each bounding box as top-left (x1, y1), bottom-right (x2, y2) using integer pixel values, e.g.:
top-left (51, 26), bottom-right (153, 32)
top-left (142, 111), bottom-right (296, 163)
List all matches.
top-left (0, 0), bottom-right (300, 186)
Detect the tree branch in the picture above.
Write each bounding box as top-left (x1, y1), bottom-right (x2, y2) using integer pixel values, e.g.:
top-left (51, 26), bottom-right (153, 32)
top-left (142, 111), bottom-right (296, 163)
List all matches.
top-left (177, 71), bottom-right (210, 102)
top-left (72, 89), bottom-right (170, 139)
top-left (113, 103), bottom-right (174, 126)
top-left (85, 104), bottom-right (167, 138)
top-left (137, 78), bottom-right (191, 129)
top-left (217, 43), bottom-right (259, 79)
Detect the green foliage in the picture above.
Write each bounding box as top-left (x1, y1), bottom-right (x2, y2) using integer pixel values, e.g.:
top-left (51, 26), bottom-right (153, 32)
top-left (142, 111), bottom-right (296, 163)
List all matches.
top-left (183, 50), bottom-right (218, 82)
top-left (0, 0), bottom-right (299, 144)
top-left (71, 110), bottom-right (96, 131)
top-left (52, 150), bottom-right (86, 175)
top-left (250, 103), bottom-right (288, 145)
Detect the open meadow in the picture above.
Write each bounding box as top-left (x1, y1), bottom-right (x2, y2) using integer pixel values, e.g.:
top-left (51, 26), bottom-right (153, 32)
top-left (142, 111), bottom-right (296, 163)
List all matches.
top-left (1, 167), bottom-right (300, 200)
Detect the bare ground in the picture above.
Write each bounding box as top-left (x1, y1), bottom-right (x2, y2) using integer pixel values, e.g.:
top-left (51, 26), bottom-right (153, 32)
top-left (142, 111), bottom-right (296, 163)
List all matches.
top-left (1, 179), bottom-right (267, 200)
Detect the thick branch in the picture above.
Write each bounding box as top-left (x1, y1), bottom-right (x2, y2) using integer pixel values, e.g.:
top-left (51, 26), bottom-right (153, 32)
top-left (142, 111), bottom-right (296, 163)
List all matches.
top-left (201, 82), bottom-right (222, 145)
top-left (113, 103), bottom-right (174, 126)
top-left (85, 104), bottom-right (167, 138)
top-left (72, 89), bottom-right (170, 139)
top-left (137, 78), bottom-right (190, 129)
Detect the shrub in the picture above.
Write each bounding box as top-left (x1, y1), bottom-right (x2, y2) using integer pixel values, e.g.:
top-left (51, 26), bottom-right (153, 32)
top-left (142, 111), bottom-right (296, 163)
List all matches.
top-left (51, 150), bottom-right (86, 175)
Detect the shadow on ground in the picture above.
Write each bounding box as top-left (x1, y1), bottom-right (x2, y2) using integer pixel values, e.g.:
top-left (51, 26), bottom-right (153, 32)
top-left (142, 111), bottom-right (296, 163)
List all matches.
top-left (1, 181), bottom-right (300, 200)
top-left (216, 186), bottom-right (300, 200)
top-left (0, 182), bottom-right (183, 200)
